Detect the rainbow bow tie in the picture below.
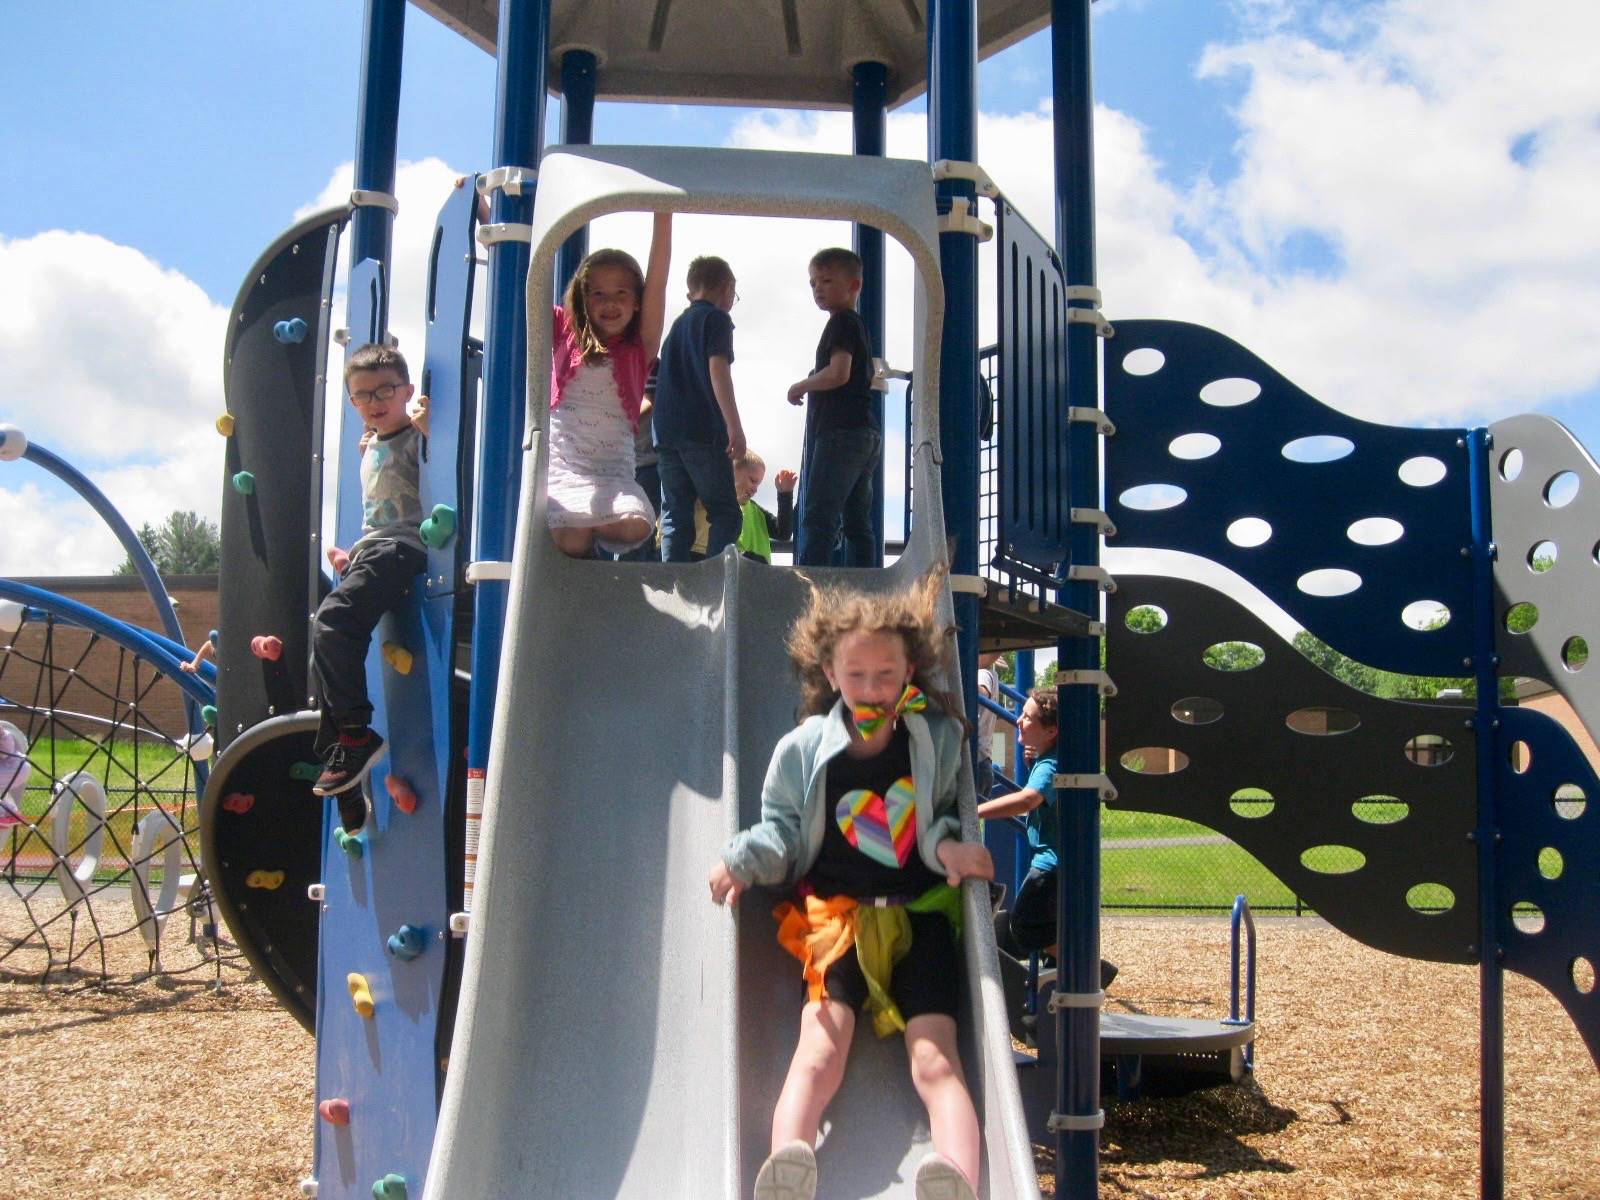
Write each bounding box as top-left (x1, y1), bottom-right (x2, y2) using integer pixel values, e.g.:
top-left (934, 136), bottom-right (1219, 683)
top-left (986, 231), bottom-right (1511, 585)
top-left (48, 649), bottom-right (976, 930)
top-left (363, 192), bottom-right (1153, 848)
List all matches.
top-left (852, 684), bottom-right (928, 738)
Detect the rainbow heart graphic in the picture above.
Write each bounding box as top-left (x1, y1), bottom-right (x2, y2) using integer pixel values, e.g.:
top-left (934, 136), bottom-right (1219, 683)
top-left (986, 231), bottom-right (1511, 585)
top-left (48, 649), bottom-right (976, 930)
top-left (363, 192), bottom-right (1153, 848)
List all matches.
top-left (836, 775), bottom-right (917, 869)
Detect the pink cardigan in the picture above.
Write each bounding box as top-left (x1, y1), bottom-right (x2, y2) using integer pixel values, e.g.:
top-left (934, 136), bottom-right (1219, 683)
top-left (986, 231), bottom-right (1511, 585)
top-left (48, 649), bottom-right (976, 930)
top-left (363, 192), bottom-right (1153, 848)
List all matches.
top-left (550, 306), bottom-right (649, 432)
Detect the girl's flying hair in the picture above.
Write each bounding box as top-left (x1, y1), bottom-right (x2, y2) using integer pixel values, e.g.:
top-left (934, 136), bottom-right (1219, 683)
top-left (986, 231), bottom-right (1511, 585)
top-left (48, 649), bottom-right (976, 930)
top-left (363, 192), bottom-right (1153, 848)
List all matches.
top-left (787, 563), bottom-right (969, 732)
top-left (563, 248), bottom-right (647, 362)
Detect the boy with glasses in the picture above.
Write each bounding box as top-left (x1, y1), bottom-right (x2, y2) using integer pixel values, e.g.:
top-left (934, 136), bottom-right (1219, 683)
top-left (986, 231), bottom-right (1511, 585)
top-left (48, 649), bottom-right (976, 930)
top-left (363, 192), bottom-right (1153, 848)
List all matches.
top-left (309, 344), bottom-right (427, 826)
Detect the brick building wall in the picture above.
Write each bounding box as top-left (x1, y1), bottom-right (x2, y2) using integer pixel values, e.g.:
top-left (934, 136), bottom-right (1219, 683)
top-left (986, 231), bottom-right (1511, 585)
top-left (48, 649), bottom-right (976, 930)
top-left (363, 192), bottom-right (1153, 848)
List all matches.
top-left (2, 575), bottom-right (218, 737)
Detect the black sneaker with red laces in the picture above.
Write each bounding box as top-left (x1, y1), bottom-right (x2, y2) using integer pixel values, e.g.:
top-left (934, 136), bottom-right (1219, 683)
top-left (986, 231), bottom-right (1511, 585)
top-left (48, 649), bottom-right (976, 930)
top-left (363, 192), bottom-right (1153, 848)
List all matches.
top-left (312, 730), bottom-right (387, 814)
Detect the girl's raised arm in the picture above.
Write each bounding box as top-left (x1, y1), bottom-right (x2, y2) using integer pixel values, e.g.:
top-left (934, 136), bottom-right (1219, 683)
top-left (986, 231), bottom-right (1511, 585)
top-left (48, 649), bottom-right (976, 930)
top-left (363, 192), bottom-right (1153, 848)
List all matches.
top-left (638, 211), bottom-right (673, 361)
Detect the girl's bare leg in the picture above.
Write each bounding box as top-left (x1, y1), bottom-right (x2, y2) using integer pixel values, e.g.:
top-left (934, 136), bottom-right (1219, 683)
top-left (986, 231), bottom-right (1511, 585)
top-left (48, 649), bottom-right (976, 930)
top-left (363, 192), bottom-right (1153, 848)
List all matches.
top-left (904, 1013), bottom-right (979, 1187)
top-left (771, 999), bottom-right (855, 1153)
top-left (550, 526), bottom-right (596, 557)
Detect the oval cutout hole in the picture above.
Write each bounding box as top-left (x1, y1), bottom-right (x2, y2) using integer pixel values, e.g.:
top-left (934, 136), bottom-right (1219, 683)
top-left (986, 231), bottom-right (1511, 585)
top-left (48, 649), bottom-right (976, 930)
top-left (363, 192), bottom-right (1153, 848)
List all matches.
top-left (1119, 483), bottom-right (1187, 511)
top-left (1226, 517), bottom-right (1272, 548)
top-left (1171, 697), bottom-right (1223, 725)
top-left (1553, 783), bottom-right (1586, 820)
top-left (1122, 347), bottom-right (1165, 376)
top-left (1573, 958), bottom-right (1596, 995)
top-left (1406, 883), bottom-right (1455, 914)
top-left (1499, 448), bottom-right (1524, 482)
top-left (1203, 641), bottom-right (1264, 671)
top-left (1287, 706), bottom-right (1360, 735)
top-left (1229, 788), bottom-right (1274, 818)
top-left (1282, 435), bottom-right (1354, 463)
top-left (1529, 540), bottom-right (1557, 572)
top-left (1199, 377), bottom-right (1261, 407)
top-left (1504, 602), bottom-right (1538, 633)
top-left (1507, 740), bottom-right (1531, 774)
top-left (1538, 847), bottom-right (1564, 880)
top-left (1347, 517), bottom-right (1403, 546)
top-left (1125, 605), bottom-right (1168, 633)
top-left (1169, 432), bottom-right (1221, 460)
top-left (1406, 734), bottom-right (1455, 766)
top-left (1514, 903), bottom-right (1545, 935)
top-left (1399, 456), bottom-right (1447, 487)
top-left (1544, 470), bottom-right (1579, 508)
top-left (1119, 747), bottom-right (1190, 775)
top-left (1401, 600), bottom-right (1450, 631)
top-left (1353, 796), bottom-right (1408, 824)
top-left (1297, 568), bottom-right (1362, 597)
top-left (1301, 845), bottom-right (1365, 874)
top-left (1562, 636), bottom-right (1588, 672)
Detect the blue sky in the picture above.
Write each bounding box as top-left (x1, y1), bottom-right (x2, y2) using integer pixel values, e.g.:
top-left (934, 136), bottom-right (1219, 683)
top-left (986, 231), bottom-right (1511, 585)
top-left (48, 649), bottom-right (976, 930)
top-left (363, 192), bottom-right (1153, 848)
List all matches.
top-left (2, 1), bottom-right (1597, 575)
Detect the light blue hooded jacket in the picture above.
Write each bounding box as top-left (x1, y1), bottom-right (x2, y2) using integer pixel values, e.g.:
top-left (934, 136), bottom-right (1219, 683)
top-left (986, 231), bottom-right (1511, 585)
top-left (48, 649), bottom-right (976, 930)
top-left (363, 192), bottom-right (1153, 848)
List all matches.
top-left (721, 699), bottom-right (965, 888)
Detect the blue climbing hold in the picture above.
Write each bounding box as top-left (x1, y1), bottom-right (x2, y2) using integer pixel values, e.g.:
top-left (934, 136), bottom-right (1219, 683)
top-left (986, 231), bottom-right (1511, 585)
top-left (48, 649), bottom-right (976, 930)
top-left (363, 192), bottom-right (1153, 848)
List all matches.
top-left (273, 317), bottom-right (309, 344)
top-left (419, 503), bottom-right (457, 550)
top-left (232, 471), bottom-right (255, 495)
top-left (371, 1174), bottom-right (407, 1199)
top-left (386, 924), bottom-right (426, 961)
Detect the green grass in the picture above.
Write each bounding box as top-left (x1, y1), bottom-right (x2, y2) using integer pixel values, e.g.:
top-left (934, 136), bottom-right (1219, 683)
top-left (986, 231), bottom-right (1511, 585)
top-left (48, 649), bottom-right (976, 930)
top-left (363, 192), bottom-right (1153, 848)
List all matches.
top-left (1101, 839), bottom-right (1299, 912)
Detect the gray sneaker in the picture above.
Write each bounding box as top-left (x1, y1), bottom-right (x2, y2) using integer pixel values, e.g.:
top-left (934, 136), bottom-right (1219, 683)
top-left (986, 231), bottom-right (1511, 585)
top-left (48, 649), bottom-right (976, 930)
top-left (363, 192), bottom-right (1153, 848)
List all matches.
top-left (753, 1140), bottom-right (817, 1200)
top-left (914, 1152), bottom-right (976, 1200)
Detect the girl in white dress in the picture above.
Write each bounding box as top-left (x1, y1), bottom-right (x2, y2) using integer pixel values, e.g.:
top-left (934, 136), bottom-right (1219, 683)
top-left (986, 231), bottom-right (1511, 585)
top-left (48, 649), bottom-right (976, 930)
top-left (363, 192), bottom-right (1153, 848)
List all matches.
top-left (546, 213), bottom-right (672, 557)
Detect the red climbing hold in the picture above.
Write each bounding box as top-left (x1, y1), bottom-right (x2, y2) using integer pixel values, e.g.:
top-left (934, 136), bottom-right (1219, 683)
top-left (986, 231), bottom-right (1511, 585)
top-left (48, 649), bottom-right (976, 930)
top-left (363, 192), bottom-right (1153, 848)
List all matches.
top-left (221, 791), bottom-right (255, 814)
top-left (318, 1098), bottom-right (351, 1126)
top-left (251, 635), bottom-right (284, 662)
top-left (386, 775), bottom-right (418, 815)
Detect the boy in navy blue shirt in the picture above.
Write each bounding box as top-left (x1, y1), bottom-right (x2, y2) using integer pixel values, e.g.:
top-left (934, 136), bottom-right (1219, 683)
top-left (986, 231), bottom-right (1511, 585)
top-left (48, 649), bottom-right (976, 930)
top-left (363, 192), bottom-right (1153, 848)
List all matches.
top-left (653, 256), bottom-right (746, 562)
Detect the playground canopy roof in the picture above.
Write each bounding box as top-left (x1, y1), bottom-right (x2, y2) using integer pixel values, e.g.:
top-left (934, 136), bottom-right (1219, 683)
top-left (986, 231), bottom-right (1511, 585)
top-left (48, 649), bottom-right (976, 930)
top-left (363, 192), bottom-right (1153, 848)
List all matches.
top-left (409, 0), bottom-right (1051, 110)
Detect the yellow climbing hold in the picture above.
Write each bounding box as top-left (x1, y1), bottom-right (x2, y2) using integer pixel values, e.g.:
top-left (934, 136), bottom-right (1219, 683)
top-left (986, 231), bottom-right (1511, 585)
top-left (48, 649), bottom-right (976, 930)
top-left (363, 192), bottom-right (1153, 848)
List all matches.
top-left (215, 413), bottom-right (235, 437)
top-left (381, 642), bottom-right (413, 675)
top-left (348, 972), bottom-right (376, 1018)
top-left (246, 869), bottom-right (285, 890)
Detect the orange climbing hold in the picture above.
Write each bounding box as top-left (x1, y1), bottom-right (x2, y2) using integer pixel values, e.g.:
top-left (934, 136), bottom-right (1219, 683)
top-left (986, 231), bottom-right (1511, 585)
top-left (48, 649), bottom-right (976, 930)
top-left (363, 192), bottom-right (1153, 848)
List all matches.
top-left (246, 869), bottom-right (285, 890)
top-left (386, 775), bottom-right (418, 814)
top-left (381, 642), bottom-right (413, 675)
top-left (221, 791), bottom-right (255, 814)
top-left (251, 635), bottom-right (284, 662)
top-left (347, 972), bottom-right (375, 1018)
top-left (318, 1098), bottom-right (351, 1126)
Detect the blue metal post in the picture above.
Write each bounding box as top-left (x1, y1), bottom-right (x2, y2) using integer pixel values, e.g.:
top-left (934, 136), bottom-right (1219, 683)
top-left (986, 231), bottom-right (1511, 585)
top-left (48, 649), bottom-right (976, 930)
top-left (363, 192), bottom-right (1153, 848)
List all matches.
top-left (556, 49), bottom-right (598, 294)
top-left (1052, 1), bottom-right (1103, 1194)
top-left (348, 0), bottom-right (406, 287)
top-left (1466, 426), bottom-right (1505, 1200)
top-left (928, 0), bottom-right (981, 755)
top-left (467, 0), bottom-right (550, 793)
top-left (853, 61), bottom-right (889, 569)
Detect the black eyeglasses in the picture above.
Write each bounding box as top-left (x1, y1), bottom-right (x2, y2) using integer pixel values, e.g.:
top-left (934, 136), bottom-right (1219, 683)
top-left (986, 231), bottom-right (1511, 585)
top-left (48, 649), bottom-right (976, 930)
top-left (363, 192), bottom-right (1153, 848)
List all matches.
top-left (350, 382), bottom-right (402, 405)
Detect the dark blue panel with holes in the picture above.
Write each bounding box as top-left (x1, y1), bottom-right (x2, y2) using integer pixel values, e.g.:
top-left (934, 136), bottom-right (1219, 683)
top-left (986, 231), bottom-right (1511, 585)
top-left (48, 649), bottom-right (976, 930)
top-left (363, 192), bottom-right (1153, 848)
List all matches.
top-left (995, 200), bottom-right (1071, 572)
top-left (1105, 320), bottom-right (1474, 677)
top-left (1496, 707), bottom-right (1600, 1068)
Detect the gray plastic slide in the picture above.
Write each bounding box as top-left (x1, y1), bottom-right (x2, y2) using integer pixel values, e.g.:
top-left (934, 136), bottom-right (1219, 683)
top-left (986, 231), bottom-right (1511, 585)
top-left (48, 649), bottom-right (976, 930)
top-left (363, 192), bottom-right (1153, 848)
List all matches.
top-left (424, 147), bottom-right (1041, 1200)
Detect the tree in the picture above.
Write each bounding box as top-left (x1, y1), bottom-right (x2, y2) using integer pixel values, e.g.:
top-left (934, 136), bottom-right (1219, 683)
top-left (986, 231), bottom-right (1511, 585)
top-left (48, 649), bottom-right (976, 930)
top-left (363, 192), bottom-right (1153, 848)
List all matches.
top-left (115, 511), bottom-right (220, 576)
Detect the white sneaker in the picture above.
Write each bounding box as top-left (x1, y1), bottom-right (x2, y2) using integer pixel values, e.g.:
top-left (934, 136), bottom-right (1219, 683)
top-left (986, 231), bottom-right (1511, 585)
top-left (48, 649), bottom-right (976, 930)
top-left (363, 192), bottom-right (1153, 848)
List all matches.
top-left (915, 1152), bottom-right (977, 1200)
top-left (753, 1140), bottom-right (817, 1200)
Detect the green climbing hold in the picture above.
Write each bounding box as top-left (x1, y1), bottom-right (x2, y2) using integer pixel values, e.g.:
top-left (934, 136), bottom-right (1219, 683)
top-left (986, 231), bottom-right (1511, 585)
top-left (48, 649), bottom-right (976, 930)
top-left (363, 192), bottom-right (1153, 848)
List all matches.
top-left (336, 829), bottom-right (364, 859)
top-left (371, 1175), bottom-right (407, 1199)
top-left (231, 471), bottom-right (255, 495)
top-left (419, 502), bottom-right (457, 550)
top-left (289, 761), bottom-right (321, 783)
top-left (200, 704), bottom-right (218, 726)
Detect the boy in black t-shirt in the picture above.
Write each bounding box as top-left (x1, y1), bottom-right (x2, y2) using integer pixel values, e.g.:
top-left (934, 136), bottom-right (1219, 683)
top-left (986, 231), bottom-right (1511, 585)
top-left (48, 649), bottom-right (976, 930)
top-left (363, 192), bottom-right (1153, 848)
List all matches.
top-left (787, 247), bottom-right (879, 567)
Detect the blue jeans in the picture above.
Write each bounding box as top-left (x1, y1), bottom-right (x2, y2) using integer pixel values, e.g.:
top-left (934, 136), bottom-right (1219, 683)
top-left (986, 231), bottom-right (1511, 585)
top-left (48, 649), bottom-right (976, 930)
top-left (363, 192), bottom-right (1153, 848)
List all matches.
top-left (616, 461), bottom-right (661, 563)
top-left (657, 443), bottom-right (740, 563)
top-left (795, 428), bottom-right (881, 567)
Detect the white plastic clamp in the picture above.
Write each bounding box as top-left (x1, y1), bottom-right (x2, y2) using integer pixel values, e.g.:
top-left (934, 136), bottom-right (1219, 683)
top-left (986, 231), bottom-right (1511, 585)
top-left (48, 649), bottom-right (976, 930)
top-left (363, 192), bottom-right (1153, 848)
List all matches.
top-left (949, 574), bottom-right (988, 598)
top-left (465, 560), bottom-right (513, 583)
top-left (1048, 1110), bottom-right (1106, 1133)
top-left (307, 883), bottom-right (325, 902)
top-left (936, 199), bottom-right (993, 242)
top-left (1067, 407), bottom-right (1115, 436)
top-left (870, 357), bottom-right (910, 392)
top-left (1066, 307), bottom-right (1114, 338)
top-left (299, 1177), bottom-right (319, 1197)
top-left (930, 159), bottom-right (1001, 198)
top-left (449, 911), bottom-right (471, 935)
top-left (1054, 773), bottom-right (1118, 801)
top-left (350, 189), bottom-right (399, 214)
top-left (476, 165), bottom-right (537, 197)
top-left (1070, 507), bottom-right (1117, 537)
top-left (0, 423), bottom-right (28, 462)
top-left (1048, 988), bottom-right (1106, 1011)
top-left (1057, 668), bottom-right (1117, 698)
top-left (477, 223), bottom-right (534, 247)
top-left (1067, 564), bottom-right (1117, 593)
top-left (1065, 285), bottom-right (1103, 305)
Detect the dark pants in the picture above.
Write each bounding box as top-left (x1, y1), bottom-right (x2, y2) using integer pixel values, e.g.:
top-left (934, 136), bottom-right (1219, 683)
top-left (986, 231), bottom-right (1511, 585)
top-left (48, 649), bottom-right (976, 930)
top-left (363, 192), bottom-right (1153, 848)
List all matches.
top-left (795, 428), bottom-right (880, 567)
top-left (311, 538), bottom-right (425, 753)
top-left (995, 865), bottom-right (1057, 957)
top-left (657, 442), bottom-right (740, 562)
top-left (617, 461), bottom-right (662, 563)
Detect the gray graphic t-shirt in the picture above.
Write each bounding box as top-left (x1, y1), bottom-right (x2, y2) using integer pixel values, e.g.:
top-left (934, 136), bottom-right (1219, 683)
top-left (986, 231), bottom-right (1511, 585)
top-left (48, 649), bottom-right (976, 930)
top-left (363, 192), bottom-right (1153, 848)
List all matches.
top-left (356, 425), bottom-right (425, 552)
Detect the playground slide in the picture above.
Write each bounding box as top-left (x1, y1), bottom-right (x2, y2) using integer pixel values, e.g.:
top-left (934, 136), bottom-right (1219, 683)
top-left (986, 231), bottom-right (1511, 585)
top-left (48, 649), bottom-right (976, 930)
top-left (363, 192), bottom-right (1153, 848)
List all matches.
top-left (423, 147), bottom-right (1041, 1199)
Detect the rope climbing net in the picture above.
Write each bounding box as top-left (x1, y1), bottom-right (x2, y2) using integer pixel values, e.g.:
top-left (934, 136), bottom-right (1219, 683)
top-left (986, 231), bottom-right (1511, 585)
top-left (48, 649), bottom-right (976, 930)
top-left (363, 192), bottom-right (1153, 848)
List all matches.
top-left (0, 607), bottom-right (243, 988)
